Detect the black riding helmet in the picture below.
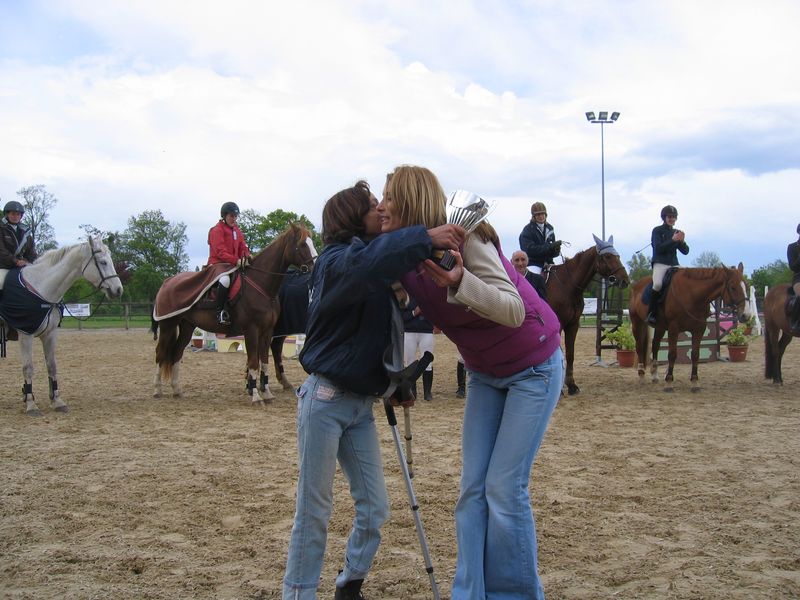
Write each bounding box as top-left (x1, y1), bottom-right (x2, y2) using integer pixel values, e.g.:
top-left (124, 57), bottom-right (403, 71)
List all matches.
top-left (220, 202), bottom-right (240, 219)
top-left (4, 200), bottom-right (25, 215)
top-left (660, 205), bottom-right (678, 220)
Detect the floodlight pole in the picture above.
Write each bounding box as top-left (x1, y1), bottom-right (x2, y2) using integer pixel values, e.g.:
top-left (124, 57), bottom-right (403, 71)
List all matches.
top-left (586, 111), bottom-right (620, 366)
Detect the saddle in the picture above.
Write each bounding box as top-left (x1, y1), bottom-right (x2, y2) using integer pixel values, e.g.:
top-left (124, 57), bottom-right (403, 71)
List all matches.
top-left (643, 267), bottom-right (677, 305)
top-left (153, 264), bottom-right (241, 322)
top-left (786, 287), bottom-right (800, 333)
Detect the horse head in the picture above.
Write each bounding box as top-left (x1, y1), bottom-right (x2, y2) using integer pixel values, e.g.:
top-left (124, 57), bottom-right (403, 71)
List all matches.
top-left (285, 224), bottom-right (316, 273)
top-left (722, 262), bottom-right (752, 320)
top-left (592, 234), bottom-right (630, 289)
top-left (84, 236), bottom-right (124, 299)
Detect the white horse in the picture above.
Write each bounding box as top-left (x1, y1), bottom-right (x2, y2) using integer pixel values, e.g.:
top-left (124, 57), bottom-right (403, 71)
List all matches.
top-left (0, 236), bottom-right (123, 416)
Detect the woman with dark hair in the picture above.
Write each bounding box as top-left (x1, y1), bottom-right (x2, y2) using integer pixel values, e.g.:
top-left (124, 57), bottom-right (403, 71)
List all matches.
top-left (282, 180), bottom-right (464, 600)
top-left (648, 204), bottom-right (689, 324)
top-left (379, 165), bottom-right (563, 599)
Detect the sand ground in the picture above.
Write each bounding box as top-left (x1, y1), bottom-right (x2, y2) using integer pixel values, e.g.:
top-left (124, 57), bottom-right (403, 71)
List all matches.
top-left (1, 327), bottom-right (798, 599)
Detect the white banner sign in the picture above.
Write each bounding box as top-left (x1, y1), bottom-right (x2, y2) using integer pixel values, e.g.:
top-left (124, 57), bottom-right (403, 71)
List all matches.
top-left (64, 303), bottom-right (91, 317)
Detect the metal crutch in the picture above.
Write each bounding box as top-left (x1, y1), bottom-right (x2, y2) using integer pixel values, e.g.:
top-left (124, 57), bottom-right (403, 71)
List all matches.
top-left (383, 351), bottom-right (440, 600)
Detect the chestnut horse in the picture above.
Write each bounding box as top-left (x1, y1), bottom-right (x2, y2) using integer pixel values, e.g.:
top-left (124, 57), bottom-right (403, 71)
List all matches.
top-left (629, 264), bottom-right (752, 392)
top-left (763, 284), bottom-right (798, 384)
top-left (545, 235), bottom-right (630, 395)
top-left (153, 224), bottom-right (315, 404)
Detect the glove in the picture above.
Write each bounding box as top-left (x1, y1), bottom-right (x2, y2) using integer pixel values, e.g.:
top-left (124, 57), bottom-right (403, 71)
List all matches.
top-left (236, 255), bottom-right (251, 269)
top-left (552, 240), bottom-right (562, 255)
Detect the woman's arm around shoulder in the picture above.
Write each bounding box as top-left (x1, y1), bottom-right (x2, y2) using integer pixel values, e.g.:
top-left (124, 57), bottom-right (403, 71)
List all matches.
top-left (448, 236), bottom-right (524, 327)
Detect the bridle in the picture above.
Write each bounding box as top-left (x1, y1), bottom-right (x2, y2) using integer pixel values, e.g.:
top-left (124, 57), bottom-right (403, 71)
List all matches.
top-left (81, 238), bottom-right (122, 291)
top-left (597, 253), bottom-right (627, 287)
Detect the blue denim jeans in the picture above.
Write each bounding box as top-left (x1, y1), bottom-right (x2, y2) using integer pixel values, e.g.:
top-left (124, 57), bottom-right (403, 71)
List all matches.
top-left (283, 374), bottom-right (390, 599)
top-left (452, 347), bottom-right (563, 599)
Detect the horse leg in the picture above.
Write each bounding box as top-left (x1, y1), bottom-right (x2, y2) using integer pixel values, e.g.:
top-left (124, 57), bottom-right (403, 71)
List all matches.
top-left (563, 322), bottom-right (580, 395)
top-left (271, 337), bottom-right (293, 391)
top-left (168, 323), bottom-right (194, 397)
top-left (663, 329), bottom-right (678, 392)
top-left (774, 331), bottom-right (793, 385)
top-left (632, 314), bottom-right (648, 382)
top-left (19, 334), bottom-right (41, 416)
top-left (41, 329), bottom-right (68, 412)
top-left (258, 333), bottom-right (275, 402)
top-left (244, 331), bottom-right (269, 406)
top-left (689, 330), bottom-right (702, 393)
top-left (650, 327), bottom-right (665, 384)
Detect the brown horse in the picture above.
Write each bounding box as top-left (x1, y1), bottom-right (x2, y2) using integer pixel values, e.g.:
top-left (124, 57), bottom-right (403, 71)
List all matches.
top-left (546, 235), bottom-right (630, 395)
top-left (153, 223), bottom-right (315, 404)
top-left (763, 284), bottom-right (798, 384)
top-left (629, 264), bottom-right (752, 392)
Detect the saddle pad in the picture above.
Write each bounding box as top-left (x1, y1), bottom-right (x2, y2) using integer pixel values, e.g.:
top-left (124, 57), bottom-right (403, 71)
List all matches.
top-left (0, 269), bottom-right (62, 335)
top-left (153, 264), bottom-right (237, 321)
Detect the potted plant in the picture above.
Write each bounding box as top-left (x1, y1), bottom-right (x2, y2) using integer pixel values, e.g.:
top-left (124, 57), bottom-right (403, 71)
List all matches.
top-left (724, 324), bottom-right (750, 362)
top-left (606, 324), bottom-right (636, 368)
top-left (191, 327), bottom-right (204, 348)
top-left (740, 315), bottom-right (755, 336)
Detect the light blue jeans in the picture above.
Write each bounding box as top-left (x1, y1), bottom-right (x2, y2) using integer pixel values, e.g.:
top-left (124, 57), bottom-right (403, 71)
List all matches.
top-left (283, 374), bottom-right (390, 599)
top-left (452, 347), bottom-right (563, 599)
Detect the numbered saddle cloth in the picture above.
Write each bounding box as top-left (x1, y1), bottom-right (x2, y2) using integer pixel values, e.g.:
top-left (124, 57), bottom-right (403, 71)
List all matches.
top-left (0, 269), bottom-right (63, 335)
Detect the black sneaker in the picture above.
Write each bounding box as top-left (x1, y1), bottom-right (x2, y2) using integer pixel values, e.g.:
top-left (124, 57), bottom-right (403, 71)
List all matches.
top-left (333, 578), bottom-right (364, 600)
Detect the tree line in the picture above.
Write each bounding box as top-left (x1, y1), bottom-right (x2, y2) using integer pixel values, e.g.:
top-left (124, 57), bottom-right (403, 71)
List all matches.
top-left (4, 184), bottom-right (794, 305)
top-left (3, 185), bottom-right (322, 303)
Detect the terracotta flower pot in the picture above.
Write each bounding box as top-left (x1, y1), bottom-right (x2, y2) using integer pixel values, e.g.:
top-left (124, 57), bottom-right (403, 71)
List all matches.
top-left (192, 339), bottom-right (203, 348)
top-left (727, 345), bottom-right (748, 362)
top-left (616, 349), bottom-right (636, 368)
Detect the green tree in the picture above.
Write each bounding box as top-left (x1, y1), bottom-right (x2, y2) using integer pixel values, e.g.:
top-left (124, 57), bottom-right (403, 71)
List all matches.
top-left (627, 252), bottom-right (652, 283)
top-left (692, 251), bottom-right (724, 268)
top-left (116, 210), bottom-right (188, 301)
top-left (239, 208), bottom-right (321, 253)
top-left (750, 259), bottom-right (791, 301)
top-left (16, 184), bottom-right (58, 253)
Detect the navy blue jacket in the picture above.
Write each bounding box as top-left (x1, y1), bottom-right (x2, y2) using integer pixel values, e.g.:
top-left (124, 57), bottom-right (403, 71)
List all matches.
top-left (402, 297), bottom-right (434, 334)
top-left (519, 221), bottom-right (557, 269)
top-left (651, 223), bottom-right (689, 266)
top-left (300, 226), bottom-right (432, 396)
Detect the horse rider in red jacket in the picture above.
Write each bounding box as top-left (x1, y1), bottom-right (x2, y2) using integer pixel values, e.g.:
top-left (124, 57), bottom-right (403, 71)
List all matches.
top-left (207, 202), bottom-right (251, 324)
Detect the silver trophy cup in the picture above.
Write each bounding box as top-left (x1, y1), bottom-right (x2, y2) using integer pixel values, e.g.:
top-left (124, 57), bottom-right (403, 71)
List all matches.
top-left (433, 190), bottom-right (496, 270)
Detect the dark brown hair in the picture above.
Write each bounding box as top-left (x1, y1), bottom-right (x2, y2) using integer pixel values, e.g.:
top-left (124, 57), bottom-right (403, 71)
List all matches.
top-left (321, 180), bottom-right (373, 244)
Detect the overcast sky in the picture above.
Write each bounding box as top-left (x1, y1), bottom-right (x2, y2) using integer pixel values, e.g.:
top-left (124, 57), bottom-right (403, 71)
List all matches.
top-left (1, 0), bottom-right (798, 274)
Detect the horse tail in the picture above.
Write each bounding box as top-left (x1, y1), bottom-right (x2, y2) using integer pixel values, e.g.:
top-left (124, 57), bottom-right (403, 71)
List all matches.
top-left (155, 319), bottom-right (179, 381)
top-left (150, 315), bottom-right (159, 341)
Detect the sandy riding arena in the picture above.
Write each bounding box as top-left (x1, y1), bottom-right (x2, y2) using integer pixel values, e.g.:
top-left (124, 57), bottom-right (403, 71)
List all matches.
top-left (1, 328), bottom-right (799, 599)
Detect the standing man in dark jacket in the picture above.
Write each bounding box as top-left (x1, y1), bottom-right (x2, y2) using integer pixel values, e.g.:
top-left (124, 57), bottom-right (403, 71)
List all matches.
top-left (0, 200), bottom-right (37, 270)
top-left (283, 180), bottom-right (464, 599)
top-left (648, 204), bottom-right (689, 324)
top-left (787, 223), bottom-right (800, 333)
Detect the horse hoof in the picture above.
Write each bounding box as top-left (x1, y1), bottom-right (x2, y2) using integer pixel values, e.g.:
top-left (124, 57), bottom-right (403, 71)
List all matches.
top-left (152, 392), bottom-right (162, 398)
top-left (26, 409), bottom-right (43, 417)
top-left (567, 385), bottom-right (580, 395)
top-left (54, 405), bottom-right (69, 413)
top-left (663, 386), bottom-right (674, 393)
top-left (690, 387), bottom-right (701, 393)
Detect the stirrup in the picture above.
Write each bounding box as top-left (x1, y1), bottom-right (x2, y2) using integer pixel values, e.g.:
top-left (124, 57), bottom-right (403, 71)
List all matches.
top-left (217, 310), bottom-right (231, 325)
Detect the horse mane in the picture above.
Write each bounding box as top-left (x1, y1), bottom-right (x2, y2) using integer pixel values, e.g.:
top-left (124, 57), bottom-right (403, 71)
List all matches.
top-left (33, 242), bottom-right (84, 267)
top-left (681, 267), bottom-right (728, 280)
top-left (253, 223), bottom-right (304, 258)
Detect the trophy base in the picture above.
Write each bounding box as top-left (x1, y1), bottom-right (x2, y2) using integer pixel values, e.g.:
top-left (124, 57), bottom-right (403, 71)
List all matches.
top-left (431, 249), bottom-right (456, 271)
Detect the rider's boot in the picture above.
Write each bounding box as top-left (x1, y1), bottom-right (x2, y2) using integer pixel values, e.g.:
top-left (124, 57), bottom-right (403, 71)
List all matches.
top-left (216, 284), bottom-right (231, 325)
top-left (646, 289), bottom-right (660, 325)
top-left (423, 369), bottom-right (433, 401)
top-left (456, 361), bottom-right (466, 398)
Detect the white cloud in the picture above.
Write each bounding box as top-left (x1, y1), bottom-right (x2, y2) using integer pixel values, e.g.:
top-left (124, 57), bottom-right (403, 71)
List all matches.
top-left (1, 0), bottom-right (799, 273)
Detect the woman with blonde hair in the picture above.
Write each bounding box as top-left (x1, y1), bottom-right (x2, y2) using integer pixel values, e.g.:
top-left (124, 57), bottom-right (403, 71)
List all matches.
top-left (378, 165), bottom-right (563, 599)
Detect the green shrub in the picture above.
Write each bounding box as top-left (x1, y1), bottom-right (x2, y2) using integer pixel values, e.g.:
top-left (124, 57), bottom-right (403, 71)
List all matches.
top-left (606, 324), bottom-right (635, 350)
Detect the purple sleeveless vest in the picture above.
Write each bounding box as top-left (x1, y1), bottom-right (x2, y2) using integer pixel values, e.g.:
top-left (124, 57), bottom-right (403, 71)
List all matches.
top-left (401, 242), bottom-right (561, 377)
